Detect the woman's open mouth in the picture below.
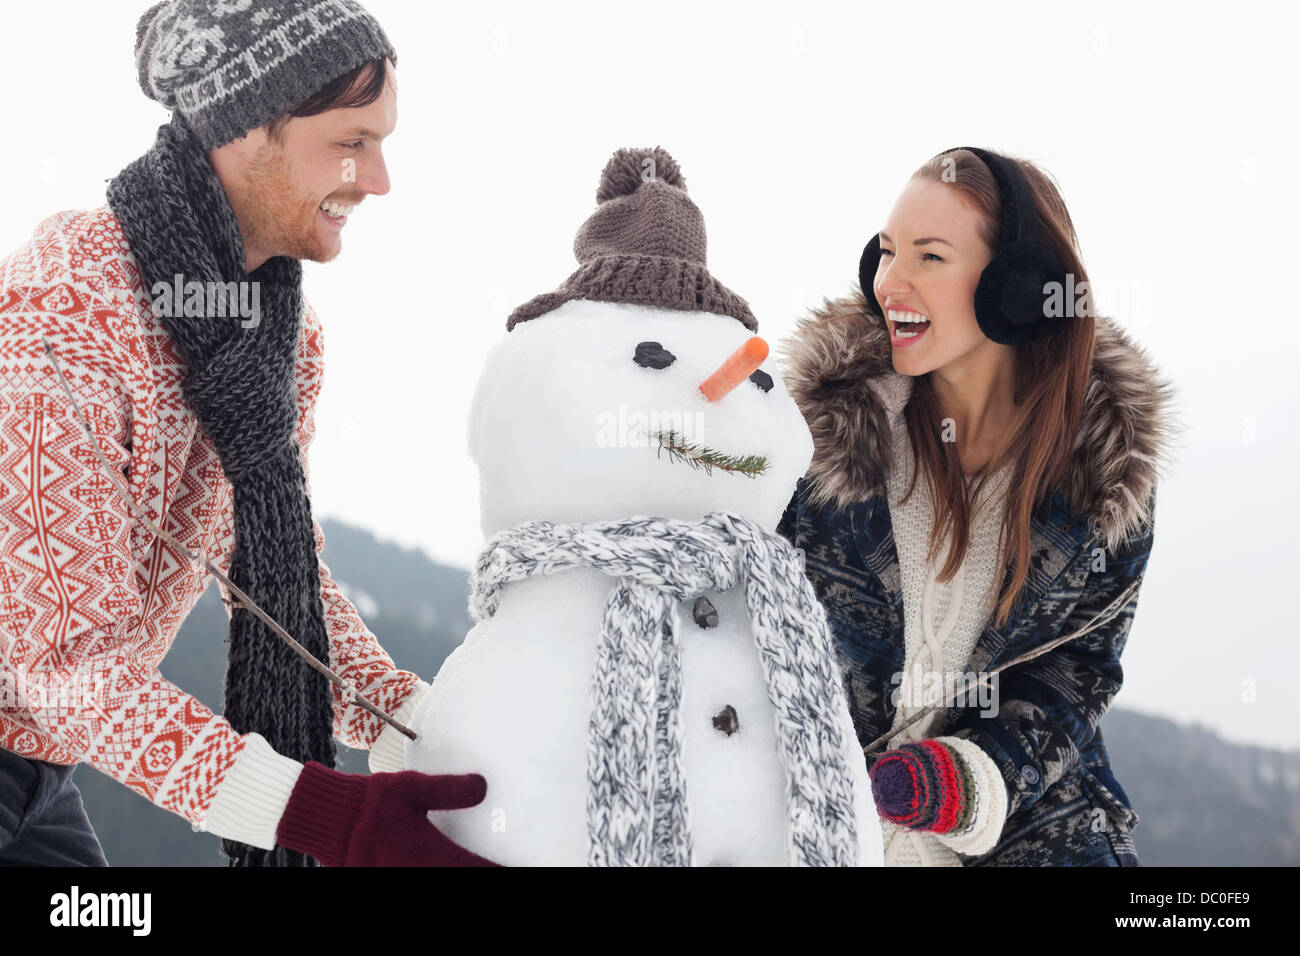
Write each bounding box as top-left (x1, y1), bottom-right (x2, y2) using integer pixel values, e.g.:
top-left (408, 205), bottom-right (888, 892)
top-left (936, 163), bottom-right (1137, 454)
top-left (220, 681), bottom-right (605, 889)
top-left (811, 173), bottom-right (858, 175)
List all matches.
top-left (888, 309), bottom-right (930, 347)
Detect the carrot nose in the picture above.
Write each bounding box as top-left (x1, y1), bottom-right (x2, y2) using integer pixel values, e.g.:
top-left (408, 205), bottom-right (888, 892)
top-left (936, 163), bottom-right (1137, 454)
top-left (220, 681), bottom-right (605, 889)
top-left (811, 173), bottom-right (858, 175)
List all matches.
top-left (699, 337), bottom-right (769, 402)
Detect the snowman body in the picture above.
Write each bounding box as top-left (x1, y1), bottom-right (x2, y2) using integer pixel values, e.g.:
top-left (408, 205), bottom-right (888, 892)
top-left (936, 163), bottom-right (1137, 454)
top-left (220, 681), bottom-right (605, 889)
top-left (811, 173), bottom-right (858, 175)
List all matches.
top-left (406, 300), bottom-right (884, 866)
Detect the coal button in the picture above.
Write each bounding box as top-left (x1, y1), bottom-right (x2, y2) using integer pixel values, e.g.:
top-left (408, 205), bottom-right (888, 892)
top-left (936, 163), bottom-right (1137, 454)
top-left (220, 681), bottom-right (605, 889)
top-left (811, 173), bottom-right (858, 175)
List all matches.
top-left (712, 705), bottom-right (739, 736)
top-left (692, 596), bottom-right (719, 629)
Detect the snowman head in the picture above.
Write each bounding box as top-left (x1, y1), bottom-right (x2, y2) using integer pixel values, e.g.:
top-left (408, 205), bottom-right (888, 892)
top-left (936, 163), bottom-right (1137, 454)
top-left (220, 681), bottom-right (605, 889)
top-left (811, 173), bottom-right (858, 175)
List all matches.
top-left (468, 147), bottom-right (812, 537)
top-left (469, 299), bottom-right (813, 536)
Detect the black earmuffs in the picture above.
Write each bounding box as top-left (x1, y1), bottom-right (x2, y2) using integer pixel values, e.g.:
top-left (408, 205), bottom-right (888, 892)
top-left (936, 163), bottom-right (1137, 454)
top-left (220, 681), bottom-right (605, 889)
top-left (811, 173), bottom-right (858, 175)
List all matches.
top-left (858, 146), bottom-right (1070, 347)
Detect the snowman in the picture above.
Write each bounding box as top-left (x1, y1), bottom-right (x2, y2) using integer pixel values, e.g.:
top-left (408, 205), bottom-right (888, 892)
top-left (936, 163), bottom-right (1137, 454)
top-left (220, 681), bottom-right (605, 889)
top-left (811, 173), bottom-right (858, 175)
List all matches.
top-left (406, 147), bottom-right (884, 866)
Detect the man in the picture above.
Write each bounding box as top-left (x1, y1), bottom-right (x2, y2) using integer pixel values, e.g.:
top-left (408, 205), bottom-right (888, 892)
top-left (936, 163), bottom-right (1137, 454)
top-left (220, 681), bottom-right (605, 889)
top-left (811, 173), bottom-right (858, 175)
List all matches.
top-left (0, 0), bottom-right (494, 867)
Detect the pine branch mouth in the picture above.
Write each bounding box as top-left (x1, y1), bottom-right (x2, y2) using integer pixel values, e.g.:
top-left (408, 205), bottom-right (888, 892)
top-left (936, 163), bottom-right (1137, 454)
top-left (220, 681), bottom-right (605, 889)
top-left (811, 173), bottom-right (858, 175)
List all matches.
top-left (649, 430), bottom-right (769, 478)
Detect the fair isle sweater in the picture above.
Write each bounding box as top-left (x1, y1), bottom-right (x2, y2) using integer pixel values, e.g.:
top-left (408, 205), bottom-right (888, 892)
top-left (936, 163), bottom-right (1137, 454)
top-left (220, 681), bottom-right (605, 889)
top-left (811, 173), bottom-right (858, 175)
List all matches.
top-left (0, 207), bottom-right (430, 851)
top-left (871, 374), bottom-right (1011, 867)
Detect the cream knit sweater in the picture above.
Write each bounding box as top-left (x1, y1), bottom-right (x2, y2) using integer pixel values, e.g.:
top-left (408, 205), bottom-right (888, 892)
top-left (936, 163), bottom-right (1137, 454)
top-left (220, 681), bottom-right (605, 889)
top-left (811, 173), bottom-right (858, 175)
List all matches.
top-left (870, 375), bottom-right (1012, 867)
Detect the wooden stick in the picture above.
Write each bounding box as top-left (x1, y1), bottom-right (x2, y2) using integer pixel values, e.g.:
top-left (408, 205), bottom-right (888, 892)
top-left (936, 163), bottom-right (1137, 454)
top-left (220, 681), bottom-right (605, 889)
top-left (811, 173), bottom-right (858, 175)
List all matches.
top-left (40, 339), bottom-right (417, 742)
top-left (861, 573), bottom-right (1143, 756)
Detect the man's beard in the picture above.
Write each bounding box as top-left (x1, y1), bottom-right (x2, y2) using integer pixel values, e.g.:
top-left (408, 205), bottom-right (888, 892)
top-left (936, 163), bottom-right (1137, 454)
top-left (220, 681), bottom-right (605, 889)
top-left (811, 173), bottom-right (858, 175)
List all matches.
top-left (233, 143), bottom-right (335, 265)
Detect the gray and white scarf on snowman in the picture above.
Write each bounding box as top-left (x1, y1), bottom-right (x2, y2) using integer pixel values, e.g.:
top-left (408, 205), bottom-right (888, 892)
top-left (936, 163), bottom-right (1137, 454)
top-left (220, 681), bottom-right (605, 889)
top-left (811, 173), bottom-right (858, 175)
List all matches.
top-left (469, 510), bottom-right (860, 867)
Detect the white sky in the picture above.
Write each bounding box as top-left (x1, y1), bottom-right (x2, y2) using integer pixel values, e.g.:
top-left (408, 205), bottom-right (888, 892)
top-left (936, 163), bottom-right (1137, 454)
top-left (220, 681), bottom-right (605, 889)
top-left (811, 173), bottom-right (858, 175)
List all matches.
top-left (4, 0), bottom-right (1298, 750)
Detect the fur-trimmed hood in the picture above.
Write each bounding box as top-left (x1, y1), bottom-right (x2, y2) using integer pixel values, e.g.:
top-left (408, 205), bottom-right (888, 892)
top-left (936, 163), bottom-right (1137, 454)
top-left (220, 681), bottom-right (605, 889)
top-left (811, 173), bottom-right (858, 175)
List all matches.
top-left (775, 287), bottom-right (1181, 555)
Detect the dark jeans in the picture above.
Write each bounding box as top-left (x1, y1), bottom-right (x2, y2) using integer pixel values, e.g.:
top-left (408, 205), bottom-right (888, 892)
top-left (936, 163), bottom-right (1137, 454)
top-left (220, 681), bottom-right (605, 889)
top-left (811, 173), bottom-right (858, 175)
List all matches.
top-left (0, 746), bottom-right (108, 866)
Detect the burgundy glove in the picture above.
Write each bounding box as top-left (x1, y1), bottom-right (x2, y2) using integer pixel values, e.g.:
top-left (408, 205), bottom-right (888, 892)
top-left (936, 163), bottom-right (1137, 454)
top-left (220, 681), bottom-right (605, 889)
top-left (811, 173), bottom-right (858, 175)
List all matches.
top-left (868, 739), bottom-right (974, 835)
top-left (274, 762), bottom-right (502, 866)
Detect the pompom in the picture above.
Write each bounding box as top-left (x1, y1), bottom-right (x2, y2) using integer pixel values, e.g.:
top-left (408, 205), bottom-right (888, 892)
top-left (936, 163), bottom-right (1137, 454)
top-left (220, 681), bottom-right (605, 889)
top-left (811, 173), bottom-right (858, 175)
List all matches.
top-left (595, 146), bottom-right (686, 203)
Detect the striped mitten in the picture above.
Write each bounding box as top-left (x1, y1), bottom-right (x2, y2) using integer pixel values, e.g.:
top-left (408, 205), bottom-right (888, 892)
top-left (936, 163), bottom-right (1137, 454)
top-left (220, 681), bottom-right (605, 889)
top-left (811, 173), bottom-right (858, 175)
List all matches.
top-left (869, 739), bottom-right (975, 834)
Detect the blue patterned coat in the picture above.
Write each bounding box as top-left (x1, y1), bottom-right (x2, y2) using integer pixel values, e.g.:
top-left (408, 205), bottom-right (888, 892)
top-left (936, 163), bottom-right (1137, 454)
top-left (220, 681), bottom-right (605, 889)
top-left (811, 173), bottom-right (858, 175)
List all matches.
top-left (774, 289), bottom-right (1180, 866)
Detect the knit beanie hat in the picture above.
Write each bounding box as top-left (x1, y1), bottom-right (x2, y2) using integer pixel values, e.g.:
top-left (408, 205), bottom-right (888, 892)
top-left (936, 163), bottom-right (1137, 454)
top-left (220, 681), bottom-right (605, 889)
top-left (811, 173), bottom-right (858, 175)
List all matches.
top-left (132, 0), bottom-right (395, 150)
top-left (507, 146), bottom-right (758, 332)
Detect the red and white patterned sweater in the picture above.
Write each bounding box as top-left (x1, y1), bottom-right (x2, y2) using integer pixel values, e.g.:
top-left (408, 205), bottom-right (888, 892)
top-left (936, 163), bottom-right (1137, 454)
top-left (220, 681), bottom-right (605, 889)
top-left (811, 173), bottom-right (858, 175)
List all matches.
top-left (0, 206), bottom-right (428, 846)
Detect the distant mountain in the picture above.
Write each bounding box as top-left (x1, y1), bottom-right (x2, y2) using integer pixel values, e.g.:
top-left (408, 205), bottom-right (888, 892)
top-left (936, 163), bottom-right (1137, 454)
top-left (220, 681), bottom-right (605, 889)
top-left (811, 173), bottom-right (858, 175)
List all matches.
top-left (1105, 709), bottom-right (1300, 866)
top-left (72, 520), bottom-right (1299, 866)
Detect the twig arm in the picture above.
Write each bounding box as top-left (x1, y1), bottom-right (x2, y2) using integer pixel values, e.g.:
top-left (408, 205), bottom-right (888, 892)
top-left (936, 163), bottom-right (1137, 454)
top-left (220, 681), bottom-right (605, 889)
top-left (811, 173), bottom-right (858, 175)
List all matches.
top-left (861, 575), bottom-right (1142, 756)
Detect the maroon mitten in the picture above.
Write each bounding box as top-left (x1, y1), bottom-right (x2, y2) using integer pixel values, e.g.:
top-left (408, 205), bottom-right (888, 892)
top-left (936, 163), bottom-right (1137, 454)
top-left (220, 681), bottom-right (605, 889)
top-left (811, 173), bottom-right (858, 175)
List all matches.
top-left (275, 762), bottom-right (502, 866)
top-left (868, 739), bottom-right (974, 835)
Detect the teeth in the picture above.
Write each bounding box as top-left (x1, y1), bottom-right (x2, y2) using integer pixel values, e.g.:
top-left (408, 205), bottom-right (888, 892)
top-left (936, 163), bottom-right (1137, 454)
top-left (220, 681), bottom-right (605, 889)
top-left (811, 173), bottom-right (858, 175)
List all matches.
top-left (888, 309), bottom-right (930, 339)
top-left (319, 201), bottom-right (356, 219)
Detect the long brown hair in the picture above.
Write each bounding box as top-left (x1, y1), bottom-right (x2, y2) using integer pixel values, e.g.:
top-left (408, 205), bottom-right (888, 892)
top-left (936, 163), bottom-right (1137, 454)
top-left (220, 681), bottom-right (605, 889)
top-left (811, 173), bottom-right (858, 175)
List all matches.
top-left (897, 149), bottom-right (1096, 628)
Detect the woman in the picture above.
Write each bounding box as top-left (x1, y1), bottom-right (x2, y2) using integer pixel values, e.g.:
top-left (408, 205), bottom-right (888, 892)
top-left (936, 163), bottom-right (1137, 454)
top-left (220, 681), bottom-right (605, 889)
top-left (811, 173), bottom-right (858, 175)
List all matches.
top-left (775, 146), bottom-right (1179, 866)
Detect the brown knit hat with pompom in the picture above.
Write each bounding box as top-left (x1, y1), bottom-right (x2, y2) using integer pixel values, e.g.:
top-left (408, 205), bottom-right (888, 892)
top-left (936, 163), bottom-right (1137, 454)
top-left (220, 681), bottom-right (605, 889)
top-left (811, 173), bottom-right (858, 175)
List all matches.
top-left (506, 146), bottom-right (757, 331)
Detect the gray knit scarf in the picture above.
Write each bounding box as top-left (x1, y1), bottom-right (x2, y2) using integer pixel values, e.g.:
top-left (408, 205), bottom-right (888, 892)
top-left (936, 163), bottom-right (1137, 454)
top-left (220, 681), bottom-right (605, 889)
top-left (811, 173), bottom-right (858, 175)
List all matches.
top-left (470, 511), bottom-right (859, 866)
top-left (106, 114), bottom-right (333, 868)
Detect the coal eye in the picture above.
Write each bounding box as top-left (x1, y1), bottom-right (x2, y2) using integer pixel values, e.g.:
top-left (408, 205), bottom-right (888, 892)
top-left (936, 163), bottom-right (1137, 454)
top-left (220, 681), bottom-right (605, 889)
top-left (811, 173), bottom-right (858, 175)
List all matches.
top-left (749, 369), bottom-right (774, 393)
top-left (633, 341), bottom-right (676, 369)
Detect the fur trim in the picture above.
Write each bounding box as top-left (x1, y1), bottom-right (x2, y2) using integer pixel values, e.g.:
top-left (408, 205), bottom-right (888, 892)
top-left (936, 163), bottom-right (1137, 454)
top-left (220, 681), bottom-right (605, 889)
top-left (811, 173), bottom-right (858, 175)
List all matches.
top-left (775, 286), bottom-right (1182, 555)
